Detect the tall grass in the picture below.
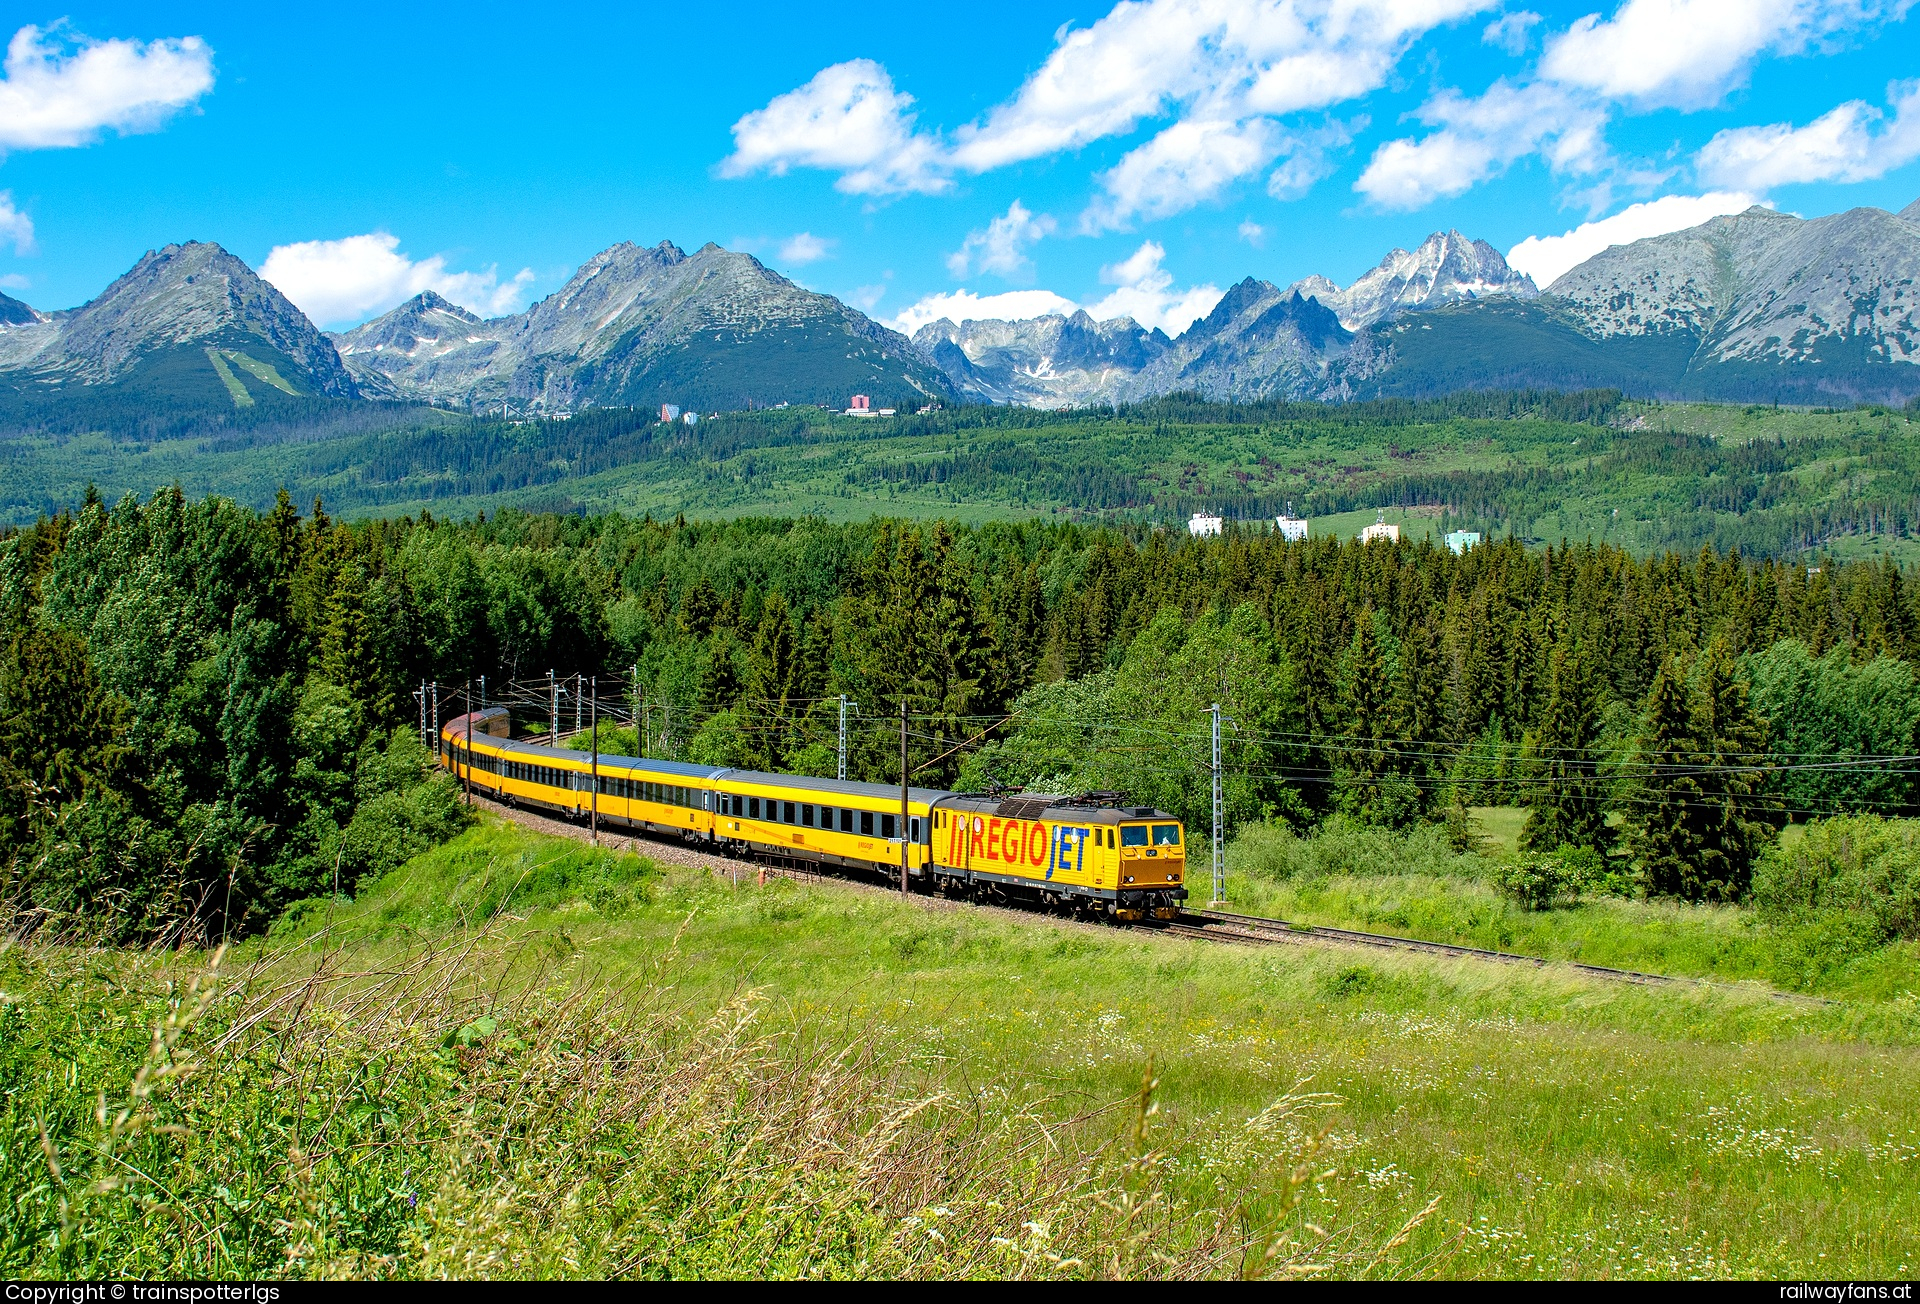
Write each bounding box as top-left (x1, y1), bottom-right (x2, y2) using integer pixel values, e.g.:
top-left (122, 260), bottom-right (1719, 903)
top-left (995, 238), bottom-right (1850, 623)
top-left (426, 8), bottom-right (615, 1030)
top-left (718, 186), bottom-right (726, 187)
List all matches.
top-left (1220, 817), bottom-right (1920, 998)
top-left (0, 914), bottom-right (1441, 1279)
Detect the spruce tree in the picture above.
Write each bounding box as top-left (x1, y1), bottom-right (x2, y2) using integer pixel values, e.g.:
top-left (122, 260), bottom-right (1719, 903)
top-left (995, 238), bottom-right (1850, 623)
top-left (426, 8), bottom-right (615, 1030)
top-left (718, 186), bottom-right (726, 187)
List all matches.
top-left (1520, 639), bottom-right (1611, 855)
top-left (1689, 637), bottom-right (1776, 899)
top-left (1336, 608), bottom-right (1393, 823)
top-left (1626, 655), bottom-right (1706, 898)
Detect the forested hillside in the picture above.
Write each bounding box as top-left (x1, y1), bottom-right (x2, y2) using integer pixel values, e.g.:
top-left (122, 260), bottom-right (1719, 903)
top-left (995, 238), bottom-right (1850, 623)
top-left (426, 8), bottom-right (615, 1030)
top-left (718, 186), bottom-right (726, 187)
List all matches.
top-left (6, 491), bottom-right (1920, 939)
top-left (8, 392), bottom-right (1920, 562)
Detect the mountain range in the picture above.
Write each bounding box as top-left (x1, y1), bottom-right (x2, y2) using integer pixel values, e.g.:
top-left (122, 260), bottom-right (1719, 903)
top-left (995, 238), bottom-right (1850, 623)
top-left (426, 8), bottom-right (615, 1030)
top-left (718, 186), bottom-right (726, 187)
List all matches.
top-left (0, 198), bottom-right (1916, 426)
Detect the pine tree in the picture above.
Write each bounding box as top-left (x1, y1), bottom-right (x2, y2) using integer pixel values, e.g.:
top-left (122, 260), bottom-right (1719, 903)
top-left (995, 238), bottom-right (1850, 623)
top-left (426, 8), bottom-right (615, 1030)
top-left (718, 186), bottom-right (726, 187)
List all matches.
top-left (742, 592), bottom-right (798, 769)
top-left (1626, 655), bottom-right (1706, 898)
top-left (1690, 637), bottom-right (1776, 898)
top-left (1336, 608), bottom-right (1394, 823)
top-left (1520, 639), bottom-right (1610, 855)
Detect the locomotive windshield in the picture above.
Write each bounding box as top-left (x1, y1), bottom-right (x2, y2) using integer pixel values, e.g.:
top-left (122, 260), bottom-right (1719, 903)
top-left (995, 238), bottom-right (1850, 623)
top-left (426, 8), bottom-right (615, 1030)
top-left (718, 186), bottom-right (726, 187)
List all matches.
top-left (1151, 824), bottom-right (1181, 845)
top-left (1120, 825), bottom-right (1149, 846)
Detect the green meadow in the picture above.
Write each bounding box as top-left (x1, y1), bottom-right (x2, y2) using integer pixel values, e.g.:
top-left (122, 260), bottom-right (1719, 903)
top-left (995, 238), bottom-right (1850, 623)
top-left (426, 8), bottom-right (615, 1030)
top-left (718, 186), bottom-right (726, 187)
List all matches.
top-left (6, 818), bottom-right (1915, 1279)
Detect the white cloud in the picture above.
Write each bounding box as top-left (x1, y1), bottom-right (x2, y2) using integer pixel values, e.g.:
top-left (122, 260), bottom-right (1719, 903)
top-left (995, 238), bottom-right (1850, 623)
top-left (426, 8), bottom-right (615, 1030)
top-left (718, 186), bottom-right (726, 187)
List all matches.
top-left (950, 0), bottom-right (1492, 173)
top-left (1084, 117), bottom-right (1281, 230)
top-left (0, 24), bottom-right (214, 151)
top-left (258, 233), bottom-right (536, 329)
top-left (1482, 10), bottom-right (1543, 53)
top-left (889, 288), bottom-right (1081, 335)
top-left (1540, 0), bottom-right (1908, 112)
top-left (778, 232), bottom-right (835, 264)
top-left (1086, 240), bottom-right (1224, 334)
top-left (847, 283), bottom-right (888, 312)
top-left (1355, 80), bottom-right (1606, 209)
top-left (719, 59), bottom-right (947, 196)
top-left (0, 272), bottom-right (27, 291)
top-left (0, 191), bottom-right (33, 255)
top-left (891, 240), bottom-right (1222, 337)
top-left (724, 1), bottom-right (1490, 207)
top-left (946, 200), bottom-right (1056, 279)
top-left (1506, 190), bottom-right (1763, 287)
top-left (1238, 217), bottom-right (1267, 245)
top-left (1696, 80), bottom-right (1920, 189)
top-left (1360, 0), bottom-right (1912, 211)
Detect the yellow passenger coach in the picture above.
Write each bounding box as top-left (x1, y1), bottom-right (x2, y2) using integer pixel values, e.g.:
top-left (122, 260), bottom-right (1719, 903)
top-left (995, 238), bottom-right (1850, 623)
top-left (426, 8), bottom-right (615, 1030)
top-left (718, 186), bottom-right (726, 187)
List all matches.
top-left (441, 709), bottom-right (1187, 921)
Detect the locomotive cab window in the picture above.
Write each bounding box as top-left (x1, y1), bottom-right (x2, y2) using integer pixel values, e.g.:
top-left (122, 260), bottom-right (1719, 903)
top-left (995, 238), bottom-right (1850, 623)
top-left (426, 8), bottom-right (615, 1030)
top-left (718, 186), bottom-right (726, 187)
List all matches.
top-left (1120, 825), bottom-right (1149, 847)
top-left (1152, 824), bottom-right (1181, 845)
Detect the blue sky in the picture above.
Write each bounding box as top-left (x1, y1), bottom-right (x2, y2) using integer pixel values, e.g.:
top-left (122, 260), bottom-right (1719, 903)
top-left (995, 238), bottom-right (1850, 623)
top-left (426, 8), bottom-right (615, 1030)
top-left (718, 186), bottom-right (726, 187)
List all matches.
top-left (1, 0), bottom-right (1917, 337)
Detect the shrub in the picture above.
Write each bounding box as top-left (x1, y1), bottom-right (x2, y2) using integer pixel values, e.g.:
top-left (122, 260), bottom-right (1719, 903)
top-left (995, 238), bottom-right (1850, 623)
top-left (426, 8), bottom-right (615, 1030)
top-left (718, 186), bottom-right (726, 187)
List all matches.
top-left (1227, 816), bottom-right (1493, 884)
top-left (336, 776), bottom-right (469, 891)
top-left (1752, 814), bottom-right (1920, 943)
top-left (1491, 856), bottom-right (1574, 910)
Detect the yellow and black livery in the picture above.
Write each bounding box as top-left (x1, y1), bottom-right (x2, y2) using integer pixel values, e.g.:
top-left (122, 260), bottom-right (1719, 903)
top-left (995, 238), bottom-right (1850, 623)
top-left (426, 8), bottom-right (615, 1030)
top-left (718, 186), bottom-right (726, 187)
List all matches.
top-left (441, 709), bottom-right (1186, 920)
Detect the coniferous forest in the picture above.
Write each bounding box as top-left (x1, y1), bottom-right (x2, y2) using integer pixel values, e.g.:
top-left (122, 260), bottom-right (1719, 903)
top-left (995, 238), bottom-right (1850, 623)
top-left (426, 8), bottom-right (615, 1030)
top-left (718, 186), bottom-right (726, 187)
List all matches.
top-left (5, 484), bottom-right (1919, 940)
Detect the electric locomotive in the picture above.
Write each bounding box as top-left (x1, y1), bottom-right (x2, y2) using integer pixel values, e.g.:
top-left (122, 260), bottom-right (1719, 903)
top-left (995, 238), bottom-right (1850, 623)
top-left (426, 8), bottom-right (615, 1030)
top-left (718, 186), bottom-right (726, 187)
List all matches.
top-left (440, 710), bottom-right (1187, 922)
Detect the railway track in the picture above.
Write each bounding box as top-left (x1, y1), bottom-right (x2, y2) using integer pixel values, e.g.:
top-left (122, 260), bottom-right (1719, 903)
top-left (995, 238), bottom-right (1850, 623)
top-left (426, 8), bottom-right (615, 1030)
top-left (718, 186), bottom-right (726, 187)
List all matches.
top-left (1158, 908), bottom-right (1681, 987)
top-left (472, 795), bottom-right (1829, 1005)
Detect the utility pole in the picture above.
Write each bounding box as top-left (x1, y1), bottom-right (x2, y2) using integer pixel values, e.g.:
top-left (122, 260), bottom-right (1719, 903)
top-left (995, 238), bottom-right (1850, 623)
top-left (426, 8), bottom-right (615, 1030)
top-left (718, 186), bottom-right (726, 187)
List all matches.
top-left (431, 682), bottom-right (440, 768)
top-left (898, 700), bottom-right (910, 896)
top-left (479, 674), bottom-right (486, 714)
top-left (574, 672), bottom-right (582, 736)
top-left (589, 675), bottom-right (599, 843)
top-left (549, 669), bottom-right (558, 747)
top-left (416, 682), bottom-right (427, 751)
top-left (838, 695), bottom-right (857, 781)
top-left (1210, 702), bottom-right (1224, 907)
top-left (631, 662), bottom-right (640, 752)
top-left (463, 678), bottom-right (473, 806)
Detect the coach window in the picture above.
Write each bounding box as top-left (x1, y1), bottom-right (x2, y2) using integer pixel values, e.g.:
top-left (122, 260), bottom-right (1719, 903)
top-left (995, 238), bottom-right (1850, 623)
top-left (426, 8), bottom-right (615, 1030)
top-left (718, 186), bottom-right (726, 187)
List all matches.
top-left (801, 805), bottom-right (815, 827)
top-left (818, 806), bottom-right (833, 830)
top-left (881, 813), bottom-right (897, 839)
top-left (747, 796), bottom-right (760, 818)
top-left (840, 808), bottom-right (853, 833)
top-left (859, 810), bottom-right (873, 836)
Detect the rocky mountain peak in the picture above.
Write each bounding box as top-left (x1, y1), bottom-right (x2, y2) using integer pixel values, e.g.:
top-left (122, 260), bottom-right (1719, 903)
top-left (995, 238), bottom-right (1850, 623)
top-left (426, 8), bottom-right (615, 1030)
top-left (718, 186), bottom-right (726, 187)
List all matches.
top-left (35, 240), bottom-right (356, 396)
top-left (0, 289), bottom-right (39, 327)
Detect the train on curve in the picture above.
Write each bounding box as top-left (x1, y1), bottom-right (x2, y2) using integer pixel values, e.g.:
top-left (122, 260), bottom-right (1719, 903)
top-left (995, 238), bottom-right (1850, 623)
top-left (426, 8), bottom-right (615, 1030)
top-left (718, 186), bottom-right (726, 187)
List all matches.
top-left (440, 708), bottom-right (1189, 921)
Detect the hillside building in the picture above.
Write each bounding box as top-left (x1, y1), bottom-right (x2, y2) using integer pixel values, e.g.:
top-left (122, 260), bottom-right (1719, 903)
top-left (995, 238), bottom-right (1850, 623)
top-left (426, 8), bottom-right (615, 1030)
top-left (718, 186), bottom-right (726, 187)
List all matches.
top-left (1360, 519), bottom-right (1401, 544)
top-left (1445, 529), bottom-right (1482, 555)
top-left (681, 411), bottom-right (699, 426)
top-left (1275, 515), bottom-right (1309, 542)
top-left (659, 403), bottom-right (681, 422)
top-left (846, 394), bottom-right (872, 416)
top-left (1188, 513), bottom-right (1224, 538)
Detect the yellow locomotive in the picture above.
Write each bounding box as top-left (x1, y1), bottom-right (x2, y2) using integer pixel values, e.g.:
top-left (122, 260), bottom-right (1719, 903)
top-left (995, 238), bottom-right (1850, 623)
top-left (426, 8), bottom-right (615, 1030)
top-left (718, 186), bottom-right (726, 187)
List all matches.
top-left (440, 708), bottom-right (1187, 922)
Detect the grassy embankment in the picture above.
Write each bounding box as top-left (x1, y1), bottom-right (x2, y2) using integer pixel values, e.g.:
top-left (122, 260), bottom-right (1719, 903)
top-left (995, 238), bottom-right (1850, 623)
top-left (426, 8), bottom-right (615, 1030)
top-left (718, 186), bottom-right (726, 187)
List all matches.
top-left (1218, 812), bottom-right (1918, 1002)
top-left (4, 817), bottom-right (1916, 1279)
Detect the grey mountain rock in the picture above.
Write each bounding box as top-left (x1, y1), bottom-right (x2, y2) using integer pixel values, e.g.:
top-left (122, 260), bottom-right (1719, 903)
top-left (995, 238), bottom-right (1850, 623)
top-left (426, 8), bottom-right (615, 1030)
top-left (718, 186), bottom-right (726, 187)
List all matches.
top-left (0, 290), bottom-right (40, 328)
top-left (1548, 202), bottom-right (1920, 371)
top-left (337, 240), bottom-right (949, 410)
top-left (0, 241), bottom-right (356, 396)
top-left (913, 229), bottom-right (1527, 406)
top-left (1298, 230), bottom-right (1539, 330)
top-left (908, 311), bottom-right (1171, 407)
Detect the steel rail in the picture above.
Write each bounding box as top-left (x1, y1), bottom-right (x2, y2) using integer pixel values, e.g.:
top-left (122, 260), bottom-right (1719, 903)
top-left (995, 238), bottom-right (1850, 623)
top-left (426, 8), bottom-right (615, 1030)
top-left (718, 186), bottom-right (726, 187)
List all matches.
top-left (1158, 907), bottom-right (1835, 1005)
